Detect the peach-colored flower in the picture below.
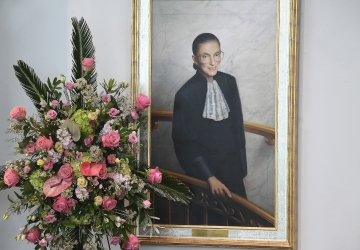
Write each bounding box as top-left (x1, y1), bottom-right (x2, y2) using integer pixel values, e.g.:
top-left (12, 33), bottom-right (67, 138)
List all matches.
top-left (10, 106), bottom-right (26, 121)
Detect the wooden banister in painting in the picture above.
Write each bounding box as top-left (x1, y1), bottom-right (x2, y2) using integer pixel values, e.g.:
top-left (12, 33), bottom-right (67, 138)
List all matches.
top-left (153, 171), bottom-right (275, 227)
top-left (151, 110), bottom-right (275, 145)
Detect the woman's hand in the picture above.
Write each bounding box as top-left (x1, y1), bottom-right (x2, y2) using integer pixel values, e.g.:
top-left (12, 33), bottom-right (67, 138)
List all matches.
top-left (207, 176), bottom-right (232, 198)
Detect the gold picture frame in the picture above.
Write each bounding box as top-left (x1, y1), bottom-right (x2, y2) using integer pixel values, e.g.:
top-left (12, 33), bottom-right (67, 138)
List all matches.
top-left (131, 0), bottom-right (299, 249)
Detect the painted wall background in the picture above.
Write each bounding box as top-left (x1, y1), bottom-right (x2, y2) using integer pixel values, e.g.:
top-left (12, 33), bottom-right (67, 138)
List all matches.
top-left (0, 0), bottom-right (360, 250)
top-left (151, 0), bottom-right (276, 214)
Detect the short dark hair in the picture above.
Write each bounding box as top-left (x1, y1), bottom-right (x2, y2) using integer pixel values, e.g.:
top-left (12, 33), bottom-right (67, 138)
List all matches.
top-left (192, 33), bottom-right (220, 55)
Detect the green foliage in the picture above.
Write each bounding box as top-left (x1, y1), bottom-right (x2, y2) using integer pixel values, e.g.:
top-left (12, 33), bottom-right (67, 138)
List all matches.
top-left (70, 17), bottom-right (97, 106)
top-left (141, 169), bottom-right (194, 205)
top-left (13, 60), bottom-right (56, 113)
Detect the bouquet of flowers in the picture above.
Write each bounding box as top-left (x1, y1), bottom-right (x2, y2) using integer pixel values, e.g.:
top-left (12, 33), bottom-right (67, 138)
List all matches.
top-left (0, 17), bottom-right (192, 250)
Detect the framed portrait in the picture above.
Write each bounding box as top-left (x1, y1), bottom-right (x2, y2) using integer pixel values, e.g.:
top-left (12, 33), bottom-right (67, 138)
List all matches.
top-left (131, 0), bottom-right (299, 249)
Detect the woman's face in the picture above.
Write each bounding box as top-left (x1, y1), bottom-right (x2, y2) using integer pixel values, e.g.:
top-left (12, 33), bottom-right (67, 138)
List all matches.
top-left (192, 40), bottom-right (221, 82)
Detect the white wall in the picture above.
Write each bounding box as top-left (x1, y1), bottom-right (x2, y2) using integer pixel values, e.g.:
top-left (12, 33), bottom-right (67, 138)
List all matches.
top-left (1, 0), bottom-right (360, 250)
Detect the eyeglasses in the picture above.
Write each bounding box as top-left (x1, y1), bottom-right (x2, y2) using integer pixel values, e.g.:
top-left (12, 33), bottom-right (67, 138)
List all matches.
top-left (195, 51), bottom-right (224, 64)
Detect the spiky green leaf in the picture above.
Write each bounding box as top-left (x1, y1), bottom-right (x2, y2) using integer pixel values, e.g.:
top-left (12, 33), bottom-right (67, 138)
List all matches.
top-left (13, 60), bottom-right (55, 113)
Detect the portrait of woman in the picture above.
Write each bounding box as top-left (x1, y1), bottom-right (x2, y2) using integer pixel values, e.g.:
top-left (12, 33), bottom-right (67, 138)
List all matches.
top-left (172, 33), bottom-right (247, 199)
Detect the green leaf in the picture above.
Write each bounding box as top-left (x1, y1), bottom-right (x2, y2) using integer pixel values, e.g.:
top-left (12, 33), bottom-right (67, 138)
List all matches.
top-left (142, 169), bottom-right (194, 205)
top-left (60, 119), bottom-right (81, 141)
top-left (22, 181), bottom-right (35, 196)
top-left (70, 17), bottom-right (98, 105)
top-left (13, 60), bottom-right (56, 113)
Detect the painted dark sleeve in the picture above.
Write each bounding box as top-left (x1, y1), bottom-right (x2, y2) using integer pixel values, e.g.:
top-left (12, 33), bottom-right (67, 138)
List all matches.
top-left (172, 94), bottom-right (213, 180)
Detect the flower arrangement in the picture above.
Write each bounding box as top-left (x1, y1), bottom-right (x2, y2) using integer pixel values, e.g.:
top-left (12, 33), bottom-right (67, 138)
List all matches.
top-left (0, 17), bottom-right (192, 250)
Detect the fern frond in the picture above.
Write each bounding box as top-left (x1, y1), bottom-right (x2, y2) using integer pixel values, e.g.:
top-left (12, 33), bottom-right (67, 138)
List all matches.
top-left (13, 61), bottom-right (55, 113)
top-left (70, 17), bottom-right (97, 94)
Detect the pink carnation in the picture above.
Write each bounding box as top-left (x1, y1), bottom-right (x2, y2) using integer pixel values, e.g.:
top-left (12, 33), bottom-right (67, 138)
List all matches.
top-left (39, 238), bottom-right (47, 247)
top-left (102, 94), bottom-right (111, 103)
top-left (43, 158), bottom-right (53, 171)
top-left (46, 110), bottom-right (57, 119)
top-left (67, 198), bottom-right (78, 208)
top-left (10, 106), bottom-right (26, 121)
top-left (110, 236), bottom-right (121, 245)
top-left (128, 132), bottom-right (138, 144)
top-left (44, 214), bottom-right (57, 223)
top-left (23, 142), bottom-right (37, 155)
top-left (135, 93), bottom-right (151, 110)
top-left (102, 131), bottom-right (120, 149)
top-left (62, 102), bottom-right (71, 109)
top-left (109, 108), bottom-right (119, 117)
top-left (51, 100), bottom-right (59, 107)
top-left (143, 200), bottom-right (151, 209)
top-left (131, 109), bottom-right (139, 120)
top-left (84, 135), bottom-right (94, 147)
top-left (24, 166), bottom-right (31, 174)
top-left (3, 169), bottom-right (20, 187)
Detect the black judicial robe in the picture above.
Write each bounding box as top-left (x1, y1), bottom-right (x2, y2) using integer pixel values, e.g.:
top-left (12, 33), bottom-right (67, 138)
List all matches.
top-left (172, 71), bottom-right (247, 198)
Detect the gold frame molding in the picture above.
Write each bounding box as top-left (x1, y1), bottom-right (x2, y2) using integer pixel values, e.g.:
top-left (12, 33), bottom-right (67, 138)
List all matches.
top-left (131, 0), bottom-right (299, 249)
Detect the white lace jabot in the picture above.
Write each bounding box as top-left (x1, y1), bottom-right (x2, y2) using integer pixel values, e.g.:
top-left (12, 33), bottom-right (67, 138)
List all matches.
top-left (202, 80), bottom-right (230, 121)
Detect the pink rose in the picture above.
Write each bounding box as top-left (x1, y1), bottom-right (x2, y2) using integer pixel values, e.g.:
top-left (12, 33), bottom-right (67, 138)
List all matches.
top-left (131, 109), bottom-right (139, 120)
top-left (135, 93), bottom-right (151, 110)
top-left (128, 132), bottom-right (138, 144)
top-left (58, 163), bottom-right (73, 181)
top-left (23, 142), bottom-right (37, 155)
top-left (46, 110), bottom-right (57, 119)
top-left (84, 135), bottom-right (94, 147)
top-left (45, 233), bottom-right (53, 241)
top-left (65, 82), bottom-right (75, 90)
top-left (25, 227), bottom-right (41, 244)
top-left (51, 100), bottom-right (59, 107)
top-left (110, 236), bottom-right (121, 245)
top-left (147, 166), bottom-right (162, 184)
top-left (102, 196), bottom-right (117, 211)
top-left (23, 166), bottom-right (31, 174)
top-left (143, 200), bottom-right (151, 209)
top-left (107, 154), bottom-right (116, 164)
top-left (122, 234), bottom-right (140, 250)
top-left (36, 136), bottom-right (53, 150)
top-left (52, 196), bottom-right (69, 213)
top-left (109, 108), bottom-right (119, 117)
top-left (67, 198), bottom-right (77, 208)
top-left (102, 94), bottom-right (111, 103)
top-left (10, 106), bottom-right (26, 121)
top-left (102, 131), bottom-right (120, 149)
top-left (62, 102), bottom-right (71, 109)
top-left (4, 169), bottom-right (20, 187)
top-left (43, 158), bottom-right (53, 171)
top-left (39, 238), bottom-right (47, 247)
top-left (82, 58), bottom-right (95, 72)
top-left (44, 214), bottom-right (57, 223)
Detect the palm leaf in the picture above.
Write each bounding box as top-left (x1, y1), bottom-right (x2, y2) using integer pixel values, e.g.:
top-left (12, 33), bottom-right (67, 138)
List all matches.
top-left (13, 60), bottom-right (55, 113)
top-left (70, 17), bottom-right (97, 94)
top-left (144, 170), bottom-right (194, 205)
